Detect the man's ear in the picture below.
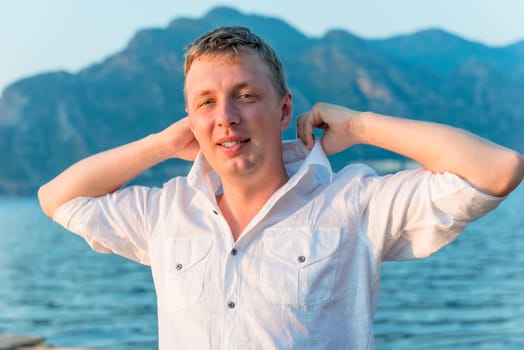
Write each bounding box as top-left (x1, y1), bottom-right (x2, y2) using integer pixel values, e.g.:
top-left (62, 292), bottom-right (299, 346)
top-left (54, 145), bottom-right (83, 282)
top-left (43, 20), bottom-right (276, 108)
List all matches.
top-left (280, 92), bottom-right (293, 131)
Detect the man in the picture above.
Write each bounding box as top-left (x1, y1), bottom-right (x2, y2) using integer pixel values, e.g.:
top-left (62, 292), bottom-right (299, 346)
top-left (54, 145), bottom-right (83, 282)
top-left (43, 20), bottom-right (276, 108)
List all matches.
top-left (38, 26), bottom-right (524, 349)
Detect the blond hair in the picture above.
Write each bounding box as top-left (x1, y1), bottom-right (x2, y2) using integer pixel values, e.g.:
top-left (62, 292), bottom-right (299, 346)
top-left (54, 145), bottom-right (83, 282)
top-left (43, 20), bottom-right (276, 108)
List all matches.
top-left (184, 26), bottom-right (288, 98)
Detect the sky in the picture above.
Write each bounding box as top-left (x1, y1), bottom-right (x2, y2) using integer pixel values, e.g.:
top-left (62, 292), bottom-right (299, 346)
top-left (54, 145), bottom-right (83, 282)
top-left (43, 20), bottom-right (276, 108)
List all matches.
top-left (1, 0), bottom-right (523, 94)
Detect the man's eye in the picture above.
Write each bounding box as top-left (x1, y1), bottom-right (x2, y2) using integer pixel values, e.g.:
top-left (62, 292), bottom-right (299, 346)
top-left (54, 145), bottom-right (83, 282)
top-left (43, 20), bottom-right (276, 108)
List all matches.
top-left (197, 100), bottom-right (213, 108)
top-left (238, 93), bottom-right (256, 101)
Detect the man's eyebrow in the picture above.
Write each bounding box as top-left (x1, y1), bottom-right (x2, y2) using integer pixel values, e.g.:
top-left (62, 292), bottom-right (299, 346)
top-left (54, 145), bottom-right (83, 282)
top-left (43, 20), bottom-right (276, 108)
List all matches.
top-left (237, 80), bottom-right (263, 89)
top-left (193, 82), bottom-right (257, 97)
top-left (192, 89), bottom-right (214, 99)
top-left (234, 82), bottom-right (250, 90)
top-left (232, 82), bottom-right (264, 94)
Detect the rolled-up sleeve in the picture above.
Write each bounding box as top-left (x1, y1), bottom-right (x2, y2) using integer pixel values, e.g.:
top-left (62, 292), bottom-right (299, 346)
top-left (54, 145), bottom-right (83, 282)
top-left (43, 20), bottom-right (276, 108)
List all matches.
top-left (53, 185), bottom-right (161, 265)
top-left (360, 168), bottom-right (505, 261)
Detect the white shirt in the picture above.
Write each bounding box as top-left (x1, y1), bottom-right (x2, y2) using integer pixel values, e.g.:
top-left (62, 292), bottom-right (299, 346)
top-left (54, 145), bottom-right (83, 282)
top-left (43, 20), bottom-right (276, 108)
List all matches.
top-left (54, 140), bottom-right (503, 349)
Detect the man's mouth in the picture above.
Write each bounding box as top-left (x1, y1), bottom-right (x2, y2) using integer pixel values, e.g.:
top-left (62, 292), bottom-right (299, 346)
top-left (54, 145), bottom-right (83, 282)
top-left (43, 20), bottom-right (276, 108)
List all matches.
top-left (218, 139), bottom-right (250, 148)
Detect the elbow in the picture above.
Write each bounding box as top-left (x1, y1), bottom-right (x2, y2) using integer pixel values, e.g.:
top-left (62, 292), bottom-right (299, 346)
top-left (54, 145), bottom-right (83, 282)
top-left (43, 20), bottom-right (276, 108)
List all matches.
top-left (37, 183), bottom-right (58, 219)
top-left (490, 150), bottom-right (524, 197)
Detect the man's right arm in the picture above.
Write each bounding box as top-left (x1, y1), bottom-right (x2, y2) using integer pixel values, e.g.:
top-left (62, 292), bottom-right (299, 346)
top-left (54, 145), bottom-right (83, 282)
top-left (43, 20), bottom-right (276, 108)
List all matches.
top-left (38, 117), bottom-right (199, 218)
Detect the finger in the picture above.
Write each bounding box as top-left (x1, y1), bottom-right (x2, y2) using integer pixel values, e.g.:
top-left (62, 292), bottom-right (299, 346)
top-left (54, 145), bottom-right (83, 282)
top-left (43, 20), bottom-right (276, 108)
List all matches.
top-left (296, 112), bottom-right (314, 149)
top-left (295, 113), bottom-right (303, 139)
top-left (303, 117), bottom-right (315, 150)
top-left (295, 113), bottom-right (305, 141)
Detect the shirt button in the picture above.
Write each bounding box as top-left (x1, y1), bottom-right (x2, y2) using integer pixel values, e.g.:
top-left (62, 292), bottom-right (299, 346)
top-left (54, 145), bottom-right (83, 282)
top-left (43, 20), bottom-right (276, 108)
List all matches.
top-left (175, 263), bottom-right (183, 270)
top-left (212, 209), bottom-right (219, 215)
top-left (231, 248), bottom-right (238, 256)
top-left (227, 301), bottom-right (236, 309)
top-left (297, 255), bottom-right (306, 263)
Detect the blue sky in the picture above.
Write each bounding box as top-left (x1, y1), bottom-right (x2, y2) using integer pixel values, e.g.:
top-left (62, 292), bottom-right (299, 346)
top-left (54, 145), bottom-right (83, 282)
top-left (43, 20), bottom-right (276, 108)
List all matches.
top-left (1, 0), bottom-right (523, 94)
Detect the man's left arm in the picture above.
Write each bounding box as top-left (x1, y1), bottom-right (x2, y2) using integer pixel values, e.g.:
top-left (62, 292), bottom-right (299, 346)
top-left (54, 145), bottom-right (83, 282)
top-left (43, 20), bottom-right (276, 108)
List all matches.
top-left (296, 102), bottom-right (524, 197)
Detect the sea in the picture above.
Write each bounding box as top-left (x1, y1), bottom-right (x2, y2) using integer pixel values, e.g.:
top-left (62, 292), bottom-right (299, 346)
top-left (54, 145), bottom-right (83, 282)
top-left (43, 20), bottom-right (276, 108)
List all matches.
top-left (1, 184), bottom-right (523, 349)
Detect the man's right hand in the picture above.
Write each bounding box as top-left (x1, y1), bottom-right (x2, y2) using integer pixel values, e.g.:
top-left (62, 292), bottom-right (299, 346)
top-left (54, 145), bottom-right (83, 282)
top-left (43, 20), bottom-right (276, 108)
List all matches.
top-left (159, 117), bottom-right (200, 161)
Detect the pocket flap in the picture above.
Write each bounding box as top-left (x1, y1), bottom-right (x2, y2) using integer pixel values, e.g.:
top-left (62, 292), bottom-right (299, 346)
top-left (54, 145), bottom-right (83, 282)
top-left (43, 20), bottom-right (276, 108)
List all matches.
top-left (171, 235), bottom-right (213, 272)
top-left (263, 227), bottom-right (341, 267)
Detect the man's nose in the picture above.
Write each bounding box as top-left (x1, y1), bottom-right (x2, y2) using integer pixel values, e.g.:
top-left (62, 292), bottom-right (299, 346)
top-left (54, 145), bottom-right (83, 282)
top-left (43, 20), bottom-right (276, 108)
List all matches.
top-left (216, 100), bottom-right (240, 126)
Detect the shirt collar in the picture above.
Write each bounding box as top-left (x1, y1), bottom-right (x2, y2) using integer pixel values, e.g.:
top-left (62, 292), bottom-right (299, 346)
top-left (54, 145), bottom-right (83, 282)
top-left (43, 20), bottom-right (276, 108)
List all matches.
top-left (282, 139), bottom-right (333, 183)
top-left (187, 152), bottom-right (222, 196)
top-left (186, 139), bottom-right (333, 194)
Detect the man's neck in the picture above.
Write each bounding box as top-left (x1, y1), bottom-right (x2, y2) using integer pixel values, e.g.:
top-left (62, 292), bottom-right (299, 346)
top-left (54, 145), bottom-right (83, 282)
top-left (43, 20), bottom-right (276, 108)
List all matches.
top-left (217, 168), bottom-right (289, 241)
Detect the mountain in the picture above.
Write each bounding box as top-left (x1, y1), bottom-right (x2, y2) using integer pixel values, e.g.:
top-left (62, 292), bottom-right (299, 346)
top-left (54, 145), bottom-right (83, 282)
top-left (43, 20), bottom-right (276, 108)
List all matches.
top-left (1, 6), bottom-right (523, 196)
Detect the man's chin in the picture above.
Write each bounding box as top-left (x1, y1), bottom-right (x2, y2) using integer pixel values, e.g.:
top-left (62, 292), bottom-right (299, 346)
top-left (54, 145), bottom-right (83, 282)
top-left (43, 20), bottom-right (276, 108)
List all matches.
top-left (212, 159), bottom-right (258, 178)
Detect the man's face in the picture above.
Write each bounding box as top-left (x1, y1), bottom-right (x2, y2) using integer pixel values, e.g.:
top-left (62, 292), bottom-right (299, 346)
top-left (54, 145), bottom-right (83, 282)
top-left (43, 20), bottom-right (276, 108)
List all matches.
top-left (185, 52), bottom-right (292, 180)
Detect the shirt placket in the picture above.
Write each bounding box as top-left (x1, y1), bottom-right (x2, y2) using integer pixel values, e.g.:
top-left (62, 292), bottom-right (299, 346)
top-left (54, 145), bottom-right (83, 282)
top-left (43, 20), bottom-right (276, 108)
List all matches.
top-left (222, 244), bottom-right (242, 349)
top-left (209, 203), bottom-right (243, 350)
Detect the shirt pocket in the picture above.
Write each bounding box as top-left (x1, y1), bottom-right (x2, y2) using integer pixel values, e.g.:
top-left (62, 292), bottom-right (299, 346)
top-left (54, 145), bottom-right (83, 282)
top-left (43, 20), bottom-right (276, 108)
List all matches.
top-left (260, 227), bottom-right (342, 307)
top-left (164, 235), bottom-right (213, 310)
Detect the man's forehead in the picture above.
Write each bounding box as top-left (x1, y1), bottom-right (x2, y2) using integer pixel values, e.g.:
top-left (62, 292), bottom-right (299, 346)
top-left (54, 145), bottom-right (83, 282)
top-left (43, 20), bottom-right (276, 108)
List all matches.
top-left (192, 81), bottom-right (253, 95)
top-left (187, 51), bottom-right (263, 72)
top-left (185, 53), bottom-right (273, 96)
top-left (186, 47), bottom-right (257, 68)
